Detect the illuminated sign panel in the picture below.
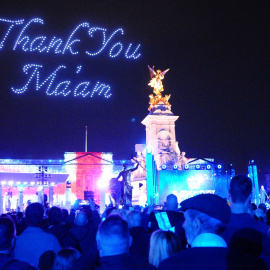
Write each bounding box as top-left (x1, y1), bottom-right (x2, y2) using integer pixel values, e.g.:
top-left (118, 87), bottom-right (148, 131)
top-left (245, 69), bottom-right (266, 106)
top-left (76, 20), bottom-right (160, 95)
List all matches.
top-left (0, 17), bottom-right (142, 99)
top-left (158, 170), bottom-right (228, 203)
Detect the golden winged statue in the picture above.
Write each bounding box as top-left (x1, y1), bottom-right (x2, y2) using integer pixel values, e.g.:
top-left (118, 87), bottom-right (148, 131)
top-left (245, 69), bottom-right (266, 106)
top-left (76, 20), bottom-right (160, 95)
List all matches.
top-left (147, 65), bottom-right (171, 111)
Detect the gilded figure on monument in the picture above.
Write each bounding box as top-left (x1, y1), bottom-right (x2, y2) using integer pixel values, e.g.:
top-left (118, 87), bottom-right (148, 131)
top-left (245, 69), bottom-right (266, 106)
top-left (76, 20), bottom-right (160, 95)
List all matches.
top-left (147, 65), bottom-right (171, 111)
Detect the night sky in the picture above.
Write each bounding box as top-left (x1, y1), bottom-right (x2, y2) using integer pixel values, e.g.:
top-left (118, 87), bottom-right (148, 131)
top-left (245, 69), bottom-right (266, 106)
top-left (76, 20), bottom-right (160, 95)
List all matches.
top-left (0, 1), bottom-right (269, 175)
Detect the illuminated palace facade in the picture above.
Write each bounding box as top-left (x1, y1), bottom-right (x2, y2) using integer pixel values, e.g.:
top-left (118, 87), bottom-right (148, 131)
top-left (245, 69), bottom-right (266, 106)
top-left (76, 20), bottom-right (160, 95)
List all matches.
top-left (0, 152), bottom-right (146, 214)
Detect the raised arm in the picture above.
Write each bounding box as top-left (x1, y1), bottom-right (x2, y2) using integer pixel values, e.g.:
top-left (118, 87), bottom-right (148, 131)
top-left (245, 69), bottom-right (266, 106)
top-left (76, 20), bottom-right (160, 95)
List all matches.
top-left (129, 162), bottom-right (139, 172)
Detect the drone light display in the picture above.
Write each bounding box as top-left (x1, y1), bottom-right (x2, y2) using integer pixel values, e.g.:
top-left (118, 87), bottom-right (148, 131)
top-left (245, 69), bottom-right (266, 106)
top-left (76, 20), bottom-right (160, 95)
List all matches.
top-left (0, 17), bottom-right (142, 99)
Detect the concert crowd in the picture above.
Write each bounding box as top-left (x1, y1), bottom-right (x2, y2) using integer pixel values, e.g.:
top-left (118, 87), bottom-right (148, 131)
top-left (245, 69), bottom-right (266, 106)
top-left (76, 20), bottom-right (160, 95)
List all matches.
top-left (0, 174), bottom-right (270, 269)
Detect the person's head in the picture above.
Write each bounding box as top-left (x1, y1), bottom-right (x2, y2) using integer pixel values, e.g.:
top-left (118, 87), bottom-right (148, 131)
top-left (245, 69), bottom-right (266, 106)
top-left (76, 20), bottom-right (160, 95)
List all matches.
top-left (105, 207), bottom-right (117, 217)
top-left (149, 230), bottom-right (181, 268)
top-left (180, 194), bottom-right (231, 245)
top-left (25, 202), bottom-right (44, 227)
top-left (96, 215), bottom-right (132, 257)
top-left (127, 210), bottom-right (142, 228)
top-left (80, 205), bottom-right (92, 220)
top-left (17, 211), bottom-right (23, 221)
top-left (251, 203), bottom-right (257, 211)
top-left (261, 185), bottom-right (264, 190)
top-left (0, 217), bottom-right (16, 253)
top-left (123, 163), bottom-right (128, 170)
top-left (247, 203), bottom-right (257, 217)
top-left (108, 209), bottom-right (123, 218)
top-left (48, 207), bottom-right (63, 226)
top-left (229, 228), bottom-right (263, 258)
top-left (74, 211), bottom-right (88, 226)
top-left (53, 248), bottom-right (80, 270)
top-left (38, 250), bottom-right (56, 270)
top-left (256, 204), bottom-right (267, 222)
top-left (229, 175), bottom-right (252, 204)
top-left (134, 205), bottom-right (142, 211)
top-left (258, 204), bottom-right (267, 213)
top-left (166, 194), bottom-right (178, 211)
top-left (62, 209), bottom-right (68, 220)
top-left (266, 209), bottom-right (270, 225)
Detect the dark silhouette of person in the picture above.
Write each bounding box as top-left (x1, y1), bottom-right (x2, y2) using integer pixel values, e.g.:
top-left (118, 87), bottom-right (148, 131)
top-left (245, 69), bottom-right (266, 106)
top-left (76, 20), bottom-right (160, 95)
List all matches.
top-left (14, 203), bottom-right (61, 268)
top-left (260, 186), bottom-right (268, 204)
top-left (96, 215), bottom-right (155, 270)
top-left (0, 216), bottom-right (37, 269)
top-left (69, 201), bottom-right (101, 268)
top-left (45, 206), bottom-right (77, 249)
top-left (222, 175), bottom-right (270, 259)
top-left (127, 210), bottom-right (151, 267)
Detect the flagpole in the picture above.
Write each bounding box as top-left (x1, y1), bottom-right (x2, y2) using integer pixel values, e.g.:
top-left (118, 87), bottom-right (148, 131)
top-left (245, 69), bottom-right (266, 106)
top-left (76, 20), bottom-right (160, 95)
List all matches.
top-left (85, 126), bottom-right (87, 152)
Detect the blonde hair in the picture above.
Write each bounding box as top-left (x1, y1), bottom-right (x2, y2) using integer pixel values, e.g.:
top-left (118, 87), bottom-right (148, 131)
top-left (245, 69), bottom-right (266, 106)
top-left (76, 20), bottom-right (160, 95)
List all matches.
top-left (149, 230), bottom-right (181, 268)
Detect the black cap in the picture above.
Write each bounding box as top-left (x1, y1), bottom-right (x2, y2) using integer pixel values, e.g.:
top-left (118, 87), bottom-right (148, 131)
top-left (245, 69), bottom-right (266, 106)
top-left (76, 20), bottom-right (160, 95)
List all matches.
top-left (180, 194), bottom-right (231, 224)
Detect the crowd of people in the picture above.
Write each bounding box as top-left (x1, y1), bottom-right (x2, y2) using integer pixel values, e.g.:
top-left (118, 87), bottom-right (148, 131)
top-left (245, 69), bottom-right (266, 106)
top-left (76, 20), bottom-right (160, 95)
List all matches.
top-left (0, 174), bottom-right (270, 269)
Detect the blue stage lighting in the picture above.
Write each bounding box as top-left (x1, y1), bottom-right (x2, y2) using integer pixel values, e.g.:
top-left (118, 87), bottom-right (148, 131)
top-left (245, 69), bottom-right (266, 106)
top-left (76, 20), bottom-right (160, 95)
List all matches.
top-left (195, 164), bottom-right (201, 170)
top-left (173, 164), bottom-right (178, 170)
top-left (206, 164), bottom-right (211, 170)
top-left (217, 164), bottom-right (222, 169)
top-left (184, 164), bottom-right (189, 170)
top-left (161, 164), bottom-right (167, 170)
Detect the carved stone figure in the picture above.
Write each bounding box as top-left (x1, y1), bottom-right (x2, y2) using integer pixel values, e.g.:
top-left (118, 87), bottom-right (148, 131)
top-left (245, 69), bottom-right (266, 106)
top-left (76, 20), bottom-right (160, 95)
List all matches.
top-left (109, 178), bottom-right (122, 206)
top-left (116, 163), bottom-right (139, 205)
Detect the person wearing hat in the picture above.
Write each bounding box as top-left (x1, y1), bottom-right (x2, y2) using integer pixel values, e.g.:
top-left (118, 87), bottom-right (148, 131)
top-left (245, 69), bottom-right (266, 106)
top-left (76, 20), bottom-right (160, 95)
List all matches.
top-left (158, 193), bottom-right (266, 270)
